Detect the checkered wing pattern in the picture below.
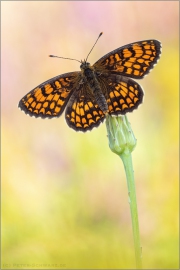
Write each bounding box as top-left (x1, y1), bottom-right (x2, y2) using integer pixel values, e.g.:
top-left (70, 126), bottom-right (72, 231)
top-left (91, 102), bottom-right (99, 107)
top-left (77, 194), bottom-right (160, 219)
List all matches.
top-left (18, 72), bottom-right (80, 118)
top-left (94, 40), bottom-right (161, 78)
top-left (65, 84), bottom-right (105, 131)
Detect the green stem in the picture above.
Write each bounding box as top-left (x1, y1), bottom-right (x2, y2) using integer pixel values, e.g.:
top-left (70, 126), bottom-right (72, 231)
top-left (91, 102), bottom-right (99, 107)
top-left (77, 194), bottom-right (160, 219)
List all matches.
top-left (120, 152), bottom-right (142, 269)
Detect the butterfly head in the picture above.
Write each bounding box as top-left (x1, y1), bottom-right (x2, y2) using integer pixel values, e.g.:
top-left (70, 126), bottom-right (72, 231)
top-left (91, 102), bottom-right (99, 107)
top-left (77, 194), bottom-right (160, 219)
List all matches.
top-left (80, 61), bottom-right (91, 70)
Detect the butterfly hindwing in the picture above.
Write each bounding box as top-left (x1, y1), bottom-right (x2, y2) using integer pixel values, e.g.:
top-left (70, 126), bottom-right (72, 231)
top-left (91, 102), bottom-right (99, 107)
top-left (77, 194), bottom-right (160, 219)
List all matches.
top-left (65, 84), bottom-right (105, 131)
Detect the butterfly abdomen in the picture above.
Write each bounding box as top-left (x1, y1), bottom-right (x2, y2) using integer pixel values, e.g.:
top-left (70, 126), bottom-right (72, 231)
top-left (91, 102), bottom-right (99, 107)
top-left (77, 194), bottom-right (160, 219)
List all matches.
top-left (84, 67), bottom-right (108, 113)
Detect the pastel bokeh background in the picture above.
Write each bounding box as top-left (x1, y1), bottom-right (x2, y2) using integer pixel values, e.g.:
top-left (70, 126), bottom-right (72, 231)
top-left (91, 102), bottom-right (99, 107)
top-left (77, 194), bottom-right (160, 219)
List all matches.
top-left (2, 1), bottom-right (179, 269)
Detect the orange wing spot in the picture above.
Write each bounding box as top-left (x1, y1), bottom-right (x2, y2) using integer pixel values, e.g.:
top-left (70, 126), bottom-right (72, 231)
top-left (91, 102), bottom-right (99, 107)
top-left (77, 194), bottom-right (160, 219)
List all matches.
top-left (143, 67), bottom-right (148, 72)
top-left (109, 55), bottom-right (115, 65)
top-left (144, 45), bottom-right (151, 49)
top-left (70, 118), bottom-right (75, 123)
top-left (57, 99), bottom-right (64, 106)
top-left (87, 113), bottom-right (92, 119)
top-left (55, 106), bottom-right (60, 113)
top-left (135, 52), bottom-right (143, 57)
top-left (46, 111), bottom-right (52, 115)
top-left (124, 51), bottom-right (132, 57)
top-left (134, 97), bottom-right (139, 103)
top-left (122, 104), bottom-right (128, 110)
top-left (84, 104), bottom-right (89, 111)
top-left (127, 67), bottom-right (133, 74)
top-left (76, 123), bottom-right (82, 127)
top-left (146, 50), bottom-right (152, 55)
top-left (145, 60), bottom-right (150, 66)
top-left (133, 64), bottom-right (141, 69)
top-left (115, 53), bottom-right (121, 61)
top-left (114, 90), bottom-right (120, 97)
top-left (124, 61), bottom-right (133, 68)
top-left (150, 56), bottom-right (155, 61)
top-left (31, 101), bottom-right (36, 108)
top-left (108, 105), bottom-right (113, 111)
top-left (126, 98), bottom-right (132, 104)
top-left (137, 58), bottom-right (144, 64)
top-left (129, 92), bottom-right (135, 99)
top-left (40, 108), bottom-right (45, 114)
top-left (120, 99), bottom-right (125, 104)
top-left (50, 102), bottom-right (55, 109)
top-left (45, 84), bottom-right (53, 94)
top-left (142, 55), bottom-right (150, 59)
top-left (34, 88), bottom-right (42, 97)
top-left (25, 102), bottom-right (29, 107)
top-left (76, 105), bottom-right (80, 115)
top-left (55, 81), bottom-right (61, 89)
top-left (117, 66), bottom-right (125, 72)
top-left (61, 91), bottom-right (69, 98)
top-left (34, 110), bottom-right (38, 114)
top-left (113, 101), bottom-right (118, 107)
top-left (109, 92), bottom-right (115, 98)
top-left (129, 103), bottom-right (134, 108)
top-left (88, 102), bottom-right (93, 108)
top-left (121, 85), bottom-right (128, 94)
top-left (84, 124), bottom-right (89, 128)
top-left (89, 119), bottom-right (95, 125)
top-left (80, 108), bottom-right (85, 116)
top-left (76, 115), bottom-right (81, 123)
top-left (132, 45), bottom-right (141, 50)
top-left (95, 116), bottom-right (100, 121)
top-left (134, 90), bottom-right (139, 95)
top-left (79, 101), bottom-right (84, 107)
top-left (46, 94), bottom-right (54, 101)
top-left (35, 94), bottom-right (42, 102)
top-left (133, 70), bottom-right (140, 76)
top-left (129, 86), bottom-right (135, 92)
top-left (36, 103), bottom-right (42, 110)
top-left (93, 111), bottom-right (98, 116)
top-left (129, 57), bottom-right (136, 62)
top-left (43, 101), bottom-right (49, 108)
top-left (120, 82), bottom-right (127, 87)
top-left (72, 103), bottom-right (77, 110)
top-left (28, 97), bottom-right (34, 104)
top-left (115, 107), bottom-right (121, 111)
top-left (53, 93), bottom-right (60, 101)
top-left (71, 111), bottom-right (75, 118)
top-left (82, 117), bottom-right (87, 124)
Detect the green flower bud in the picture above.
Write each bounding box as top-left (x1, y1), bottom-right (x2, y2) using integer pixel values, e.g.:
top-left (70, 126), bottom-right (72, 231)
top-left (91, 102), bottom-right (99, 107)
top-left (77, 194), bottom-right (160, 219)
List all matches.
top-left (105, 114), bottom-right (137, 156)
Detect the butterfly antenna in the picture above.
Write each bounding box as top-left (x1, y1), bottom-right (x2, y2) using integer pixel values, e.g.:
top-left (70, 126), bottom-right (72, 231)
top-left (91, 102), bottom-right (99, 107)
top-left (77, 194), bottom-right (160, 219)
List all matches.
top-left (49, 55), bottom-right (81, 63)
top-left (85, 32), bottom-right (103, 62)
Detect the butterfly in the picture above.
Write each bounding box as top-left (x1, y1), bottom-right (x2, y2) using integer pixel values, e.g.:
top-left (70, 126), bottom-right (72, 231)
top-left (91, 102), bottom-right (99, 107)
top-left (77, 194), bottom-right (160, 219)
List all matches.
top-left (18, 33), bottom-right (162, 132)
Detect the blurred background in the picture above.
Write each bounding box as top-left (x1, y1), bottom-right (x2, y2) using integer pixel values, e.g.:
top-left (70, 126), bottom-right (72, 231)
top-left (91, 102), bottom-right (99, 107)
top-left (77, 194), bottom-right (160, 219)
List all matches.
top-left (2, 1), bottom-right (179, 269)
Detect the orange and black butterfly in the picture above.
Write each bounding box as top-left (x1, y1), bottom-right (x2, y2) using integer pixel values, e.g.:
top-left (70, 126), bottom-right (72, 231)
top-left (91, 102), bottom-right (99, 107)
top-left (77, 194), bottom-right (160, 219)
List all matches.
top-left (18, 33), bottom-right (162, 132)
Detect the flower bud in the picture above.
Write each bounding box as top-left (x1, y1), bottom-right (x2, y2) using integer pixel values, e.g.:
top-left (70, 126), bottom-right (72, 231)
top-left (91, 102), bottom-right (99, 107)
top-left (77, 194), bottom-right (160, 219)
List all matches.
top-left (105, 114), bottom-right (137, 156)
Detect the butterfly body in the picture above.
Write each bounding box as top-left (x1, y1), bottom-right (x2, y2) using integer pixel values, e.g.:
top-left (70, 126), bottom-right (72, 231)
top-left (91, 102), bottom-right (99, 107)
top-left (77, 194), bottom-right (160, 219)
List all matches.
top-left (80, 61), bottom-right (109, 113)
top-left (19, 39), bottom-right (162, 132)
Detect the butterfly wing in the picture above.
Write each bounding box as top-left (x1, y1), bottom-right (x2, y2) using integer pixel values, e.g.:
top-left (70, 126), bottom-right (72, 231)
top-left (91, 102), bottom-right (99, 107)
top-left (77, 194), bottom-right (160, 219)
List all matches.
top-left (65, 83), bottom-right (105, 132)
top-left (94, 40), bottom-right (161, 79)
top-left (97, 74), bottom-right (144, 115)
top-left (18, 72), bottom-right (81, 118)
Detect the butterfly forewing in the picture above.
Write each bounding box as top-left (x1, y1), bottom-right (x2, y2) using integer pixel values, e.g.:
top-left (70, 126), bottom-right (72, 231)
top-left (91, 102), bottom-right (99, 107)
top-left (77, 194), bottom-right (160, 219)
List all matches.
top-left (94, 40), bottom-right (161, 79)
top-left (18, 72), bottom-right (80, 118)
